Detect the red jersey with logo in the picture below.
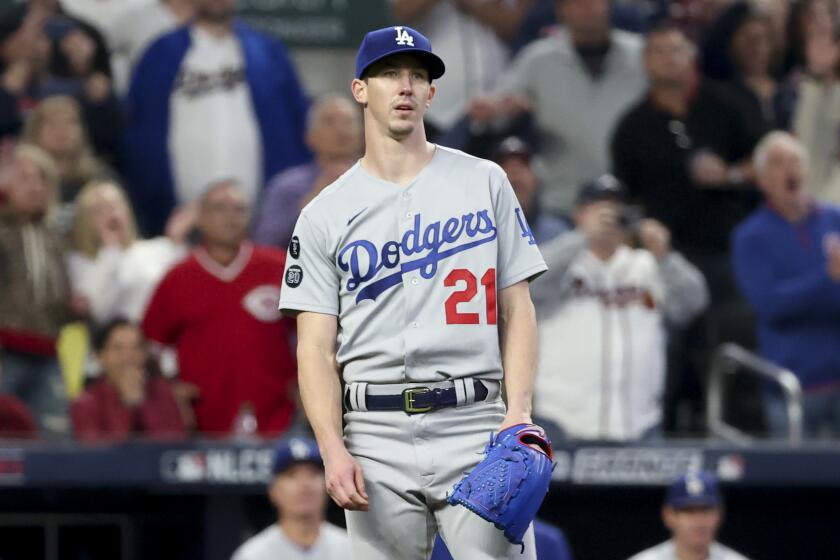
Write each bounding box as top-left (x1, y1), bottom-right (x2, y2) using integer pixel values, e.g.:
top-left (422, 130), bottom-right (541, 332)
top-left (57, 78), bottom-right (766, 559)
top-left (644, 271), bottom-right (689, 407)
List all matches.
top-left (142, 243), bottom-right (296, 436)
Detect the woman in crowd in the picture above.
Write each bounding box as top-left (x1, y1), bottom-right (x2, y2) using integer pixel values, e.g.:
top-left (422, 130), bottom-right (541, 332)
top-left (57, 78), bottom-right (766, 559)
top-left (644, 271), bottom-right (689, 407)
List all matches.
top-left (22, 95), bottom-right (110, 207)
top-left (67, 179), bottom-right (193, 325)
top-left (0, 143), bottom-right (77, 438)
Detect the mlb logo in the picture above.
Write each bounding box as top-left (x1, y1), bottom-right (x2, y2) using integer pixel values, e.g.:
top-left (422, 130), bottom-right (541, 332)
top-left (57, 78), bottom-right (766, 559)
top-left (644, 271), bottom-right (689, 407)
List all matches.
top-left (394, 26), bottom-right (414, 46)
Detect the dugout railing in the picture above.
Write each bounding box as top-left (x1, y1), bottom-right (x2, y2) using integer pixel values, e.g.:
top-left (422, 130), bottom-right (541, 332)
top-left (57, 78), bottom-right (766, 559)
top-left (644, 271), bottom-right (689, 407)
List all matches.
top-left (706, 343), bottom-right (803, 444)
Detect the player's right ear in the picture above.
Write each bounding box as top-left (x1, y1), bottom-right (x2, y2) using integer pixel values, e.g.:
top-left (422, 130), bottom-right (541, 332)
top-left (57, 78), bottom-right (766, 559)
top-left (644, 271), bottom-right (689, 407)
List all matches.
top-left (351, 78), bottom-right (368, 105)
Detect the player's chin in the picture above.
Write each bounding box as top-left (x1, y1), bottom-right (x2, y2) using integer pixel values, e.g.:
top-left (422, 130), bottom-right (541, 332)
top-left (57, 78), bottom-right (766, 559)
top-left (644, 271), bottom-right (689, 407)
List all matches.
top-left (388, 120), bottom-right (416, 137)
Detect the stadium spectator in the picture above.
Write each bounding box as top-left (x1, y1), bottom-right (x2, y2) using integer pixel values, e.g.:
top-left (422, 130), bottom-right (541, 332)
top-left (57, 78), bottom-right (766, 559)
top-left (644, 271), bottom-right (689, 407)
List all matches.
top-left (391, 0), bottom-right (530, 137)
top-left (431, 518), bottom-right (574, 560)
top-left (70, 318), bottom-right (187, 443)
top-left (0, 144), bottom-right (76, 438)
top-left (0, 6), bottom-right (123, 155)
top-left (611, 24), bottom-right (759, 303)
top-left (22, 96), bottom-right (111, 206)
top-left (782, 0), bottom-right (836, 78)
top-left (530, 175), bottom-right (708, 440)
top-left (123, 0), bottom-right (310, 236)
top-left (142, 180), bottom-right (297, 437)
top-left (253, 94), bottom-right (362, 249)
top-left (732, 132), bottom-right (840, 438)
top-left (107, 0), bottom-right (195, 94)
top-left (491, 135), bottom-right (569, 245)
top-left (67, 179), bottom-right (192, 325)
top-left (472, 0), bottom-right (647, 218)
top-left (512, 0), bottom-right (654, 55)
top-left (702, 2), bottom-right (795, 135)
top-left (629, 471), bottom-right (749, 560)
top-left (0, 393), bottom-right (38, 439)
top-left (231, 438), bottom-right (350, 560)
top-left (792, 26), bottom-right (840, 204)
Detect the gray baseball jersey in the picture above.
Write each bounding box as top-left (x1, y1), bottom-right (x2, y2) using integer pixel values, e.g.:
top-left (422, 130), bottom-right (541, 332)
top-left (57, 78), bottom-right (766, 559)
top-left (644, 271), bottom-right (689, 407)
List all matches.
top-left (278, 145), bottom-right (546, 383)
top-left (230, 522), bottom-right (349, 560)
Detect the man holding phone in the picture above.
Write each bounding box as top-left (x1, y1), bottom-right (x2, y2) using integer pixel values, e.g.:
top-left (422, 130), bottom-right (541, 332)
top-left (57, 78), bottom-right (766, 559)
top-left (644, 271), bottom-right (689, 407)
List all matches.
top-left (529, 175), bottom-right (709, 441)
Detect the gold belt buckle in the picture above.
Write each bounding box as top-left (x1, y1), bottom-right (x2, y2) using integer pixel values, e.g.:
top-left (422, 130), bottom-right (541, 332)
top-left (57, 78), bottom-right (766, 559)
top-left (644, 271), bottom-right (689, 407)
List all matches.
top-left (403, 387), bottom-right (433, 414)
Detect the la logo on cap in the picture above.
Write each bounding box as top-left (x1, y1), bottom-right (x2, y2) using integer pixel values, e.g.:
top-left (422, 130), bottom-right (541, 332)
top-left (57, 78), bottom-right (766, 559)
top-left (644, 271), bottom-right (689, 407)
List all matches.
top-left (394, 26), bottom-right (414, 46)
top-left (290, 439), bottom-right (311, 460)
top-left (686, 474), bottom-right (705, 496)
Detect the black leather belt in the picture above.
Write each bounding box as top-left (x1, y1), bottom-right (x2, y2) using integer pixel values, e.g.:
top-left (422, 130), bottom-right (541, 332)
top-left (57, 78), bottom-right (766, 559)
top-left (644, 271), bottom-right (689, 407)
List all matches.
top-left (347, 380), bottom-right (489, 414)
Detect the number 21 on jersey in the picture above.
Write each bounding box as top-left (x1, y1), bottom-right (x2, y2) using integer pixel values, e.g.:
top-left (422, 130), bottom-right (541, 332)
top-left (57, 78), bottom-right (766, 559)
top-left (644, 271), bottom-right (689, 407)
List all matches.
top-left (444, 268), bottom-right (496, 325)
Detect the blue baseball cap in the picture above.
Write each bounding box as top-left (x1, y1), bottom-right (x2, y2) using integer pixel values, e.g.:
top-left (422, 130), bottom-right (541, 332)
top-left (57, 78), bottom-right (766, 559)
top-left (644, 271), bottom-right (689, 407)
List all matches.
top-left (271, 438), bottom-right (322, 475)
top-left (666, 471), bottom-right (722, 510)
top-left (355, 26), bottom-right (445, 80)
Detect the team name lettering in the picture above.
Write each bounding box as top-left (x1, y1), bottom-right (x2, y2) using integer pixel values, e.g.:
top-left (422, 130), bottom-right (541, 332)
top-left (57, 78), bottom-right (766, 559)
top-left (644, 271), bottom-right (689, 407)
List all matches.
top-left (338, 210), bottom-right (497, 302)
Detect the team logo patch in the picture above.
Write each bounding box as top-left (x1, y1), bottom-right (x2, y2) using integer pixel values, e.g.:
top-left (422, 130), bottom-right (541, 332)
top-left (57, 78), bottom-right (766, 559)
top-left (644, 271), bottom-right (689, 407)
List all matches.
top-left (289, 236), bottom-right (300, 259)
top-left (242, 285), bottom-right (282, 322)
top-left (286, 265), bottom-right (303, 288)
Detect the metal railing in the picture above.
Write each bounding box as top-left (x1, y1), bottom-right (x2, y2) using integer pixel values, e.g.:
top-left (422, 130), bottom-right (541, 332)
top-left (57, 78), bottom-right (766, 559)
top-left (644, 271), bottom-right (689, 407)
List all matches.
top-left (706, 343), bottom-right (803, 445)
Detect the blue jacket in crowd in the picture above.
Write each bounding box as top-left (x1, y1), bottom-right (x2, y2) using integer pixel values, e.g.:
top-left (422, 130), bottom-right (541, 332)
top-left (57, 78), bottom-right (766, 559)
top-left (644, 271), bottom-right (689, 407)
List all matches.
top-left (123, 23), bottom-right (310, 235)
top-left (732, 203), bottom-right (840, 390)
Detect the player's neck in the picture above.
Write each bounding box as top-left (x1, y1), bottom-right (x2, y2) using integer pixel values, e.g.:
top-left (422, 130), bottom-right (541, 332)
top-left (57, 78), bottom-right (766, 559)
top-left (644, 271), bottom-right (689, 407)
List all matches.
top-left (203, 242), bottom-right (243, 267)
top-left (361, 131), bottom-right (435, 186)
top-left (589, 242), bottom-right (619, 262)
top-left (278, 516), bottom-right (321, 549)
top-left (673, 539), bottom-right (711, 560)
top-left (194, 19), bottom-right (233, 38)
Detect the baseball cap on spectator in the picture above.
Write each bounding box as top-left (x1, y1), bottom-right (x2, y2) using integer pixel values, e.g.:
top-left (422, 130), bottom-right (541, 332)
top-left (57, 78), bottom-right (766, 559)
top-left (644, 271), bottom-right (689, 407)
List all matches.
top-left (575, 174), bottom-right (628, 207)
top-left (492, 136), bottom-right (533, 164)
top-left (666, 471), bottom-right (722, 510)
top-left (272, 438), bottom-right (323, 475)
top-left (355, 26), bottom-right (445, 80)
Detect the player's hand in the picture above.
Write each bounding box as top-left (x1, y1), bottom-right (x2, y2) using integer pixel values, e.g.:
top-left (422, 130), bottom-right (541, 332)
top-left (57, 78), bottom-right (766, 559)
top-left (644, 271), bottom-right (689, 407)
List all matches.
top-left (579, 202), bottom-right (622, 244)
top-left (499, 411), bottom-right (532, 433)
top-left (115, 366), bottom-right (146, 406)
top-left (165, 202), bottom-right (198, 244)
top-left (323, 447), bottom-right (369, 511)
top-left (689, 150), bottom-right (728, 187)
top-left (638, 219), bottom-right (671, 260)
top-left (825, 233), bottom-right (840, 282)
top-left (806, 31), bottom-right (840, 81)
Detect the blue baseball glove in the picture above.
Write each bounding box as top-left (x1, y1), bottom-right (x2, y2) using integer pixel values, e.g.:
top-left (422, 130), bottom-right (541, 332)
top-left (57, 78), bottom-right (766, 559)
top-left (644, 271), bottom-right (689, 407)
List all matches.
top-left (446, 423), bottom-right (555, 549)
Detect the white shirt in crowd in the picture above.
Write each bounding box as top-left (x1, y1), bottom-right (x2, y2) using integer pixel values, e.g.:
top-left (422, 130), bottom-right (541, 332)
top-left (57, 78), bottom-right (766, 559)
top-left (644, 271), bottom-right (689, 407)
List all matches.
top-left (67, 238), bottom-right (186, 324)
top-left (629, 540), bottom-right (750, 560)
top-left (108, 0), bottom-right (179, 94)
top-left (391, 0), bottom-right (509, 130)
top-left (530, 232), bottom-right (708, 440)
top-left (231, 523), bottom-right (350, 560)
top-left (169, 26), bottom-right (262, 205)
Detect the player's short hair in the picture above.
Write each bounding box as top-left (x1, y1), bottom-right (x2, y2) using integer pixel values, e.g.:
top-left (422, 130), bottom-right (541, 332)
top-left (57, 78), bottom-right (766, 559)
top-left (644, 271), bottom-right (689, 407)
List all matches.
top-left (643, 21), bottom-right (697, 56)
top-left (199, 178), bottom-right (248, 208)
top-left (93, 317), bottom-right (137, 353)
top-left (752, 131), bottom-right (808, 175)
top-left (306, 93), bottom-right (359, 131)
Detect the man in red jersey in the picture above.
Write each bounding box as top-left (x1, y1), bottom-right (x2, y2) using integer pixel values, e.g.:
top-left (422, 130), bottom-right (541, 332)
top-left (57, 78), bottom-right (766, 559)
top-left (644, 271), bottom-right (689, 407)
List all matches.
top-left (142, 179), bottom-right (297, 437)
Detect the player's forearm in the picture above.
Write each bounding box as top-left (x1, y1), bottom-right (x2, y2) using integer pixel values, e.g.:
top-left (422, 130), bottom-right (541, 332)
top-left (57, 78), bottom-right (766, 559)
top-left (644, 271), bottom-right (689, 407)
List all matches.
top-left (498, 281), bottom-right (538, 418)
top-left (298, 344), bottom-right (345, 452)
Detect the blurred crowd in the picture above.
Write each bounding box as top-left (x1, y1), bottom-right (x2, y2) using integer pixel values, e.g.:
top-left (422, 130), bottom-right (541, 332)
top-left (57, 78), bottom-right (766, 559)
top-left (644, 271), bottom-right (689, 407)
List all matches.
top-left (1, 0), bottom-right (839, 444)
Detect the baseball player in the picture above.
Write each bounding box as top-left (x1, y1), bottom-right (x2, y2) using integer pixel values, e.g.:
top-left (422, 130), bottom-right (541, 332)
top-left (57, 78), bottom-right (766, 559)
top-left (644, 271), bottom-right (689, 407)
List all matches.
top-left (279, 25), bottom-right (547, 560)
top-left (628, 471), bottom-right (749, 560)
top-left (231, 438), bottom-right (350, 560)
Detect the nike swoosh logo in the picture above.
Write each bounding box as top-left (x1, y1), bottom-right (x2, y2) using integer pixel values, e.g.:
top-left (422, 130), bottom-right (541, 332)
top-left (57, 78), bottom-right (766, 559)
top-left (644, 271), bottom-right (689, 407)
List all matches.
top-left (347, 208), bottom-right (367, 226)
